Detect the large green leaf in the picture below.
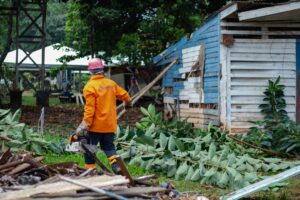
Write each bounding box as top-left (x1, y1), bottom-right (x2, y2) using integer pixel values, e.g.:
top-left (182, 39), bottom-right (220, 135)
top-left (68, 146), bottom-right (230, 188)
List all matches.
top-left (145, 123), bottom-right (155, 136)
top-left (12, 109), bottom-right (21, 122)
top-left (174, 137), bottom-right (184, 151)
top-left (219, 145), bottom-right (230, 161)
top-left (226, 167), bottom-right (239, 177)
top-left (175, 161), bottom-right (188, 180)
top-left (208, 143), bottom-right (216, 159)
top-left (140, 107), bottom-right (149, 117)
top-left (193, 143), bottom-right (202, 157)
top-left (133, 135), bottom-right (155, 146)
top-left (218, 172), bottom-right (229, 188)
top-left (204, 168), bottom-right (216, 177)
top-left (167, 164), bottom-right (177, 177)
top-left (165, 158), bottom-right (176, 166)
top-left (159, 133), bottom-right (168, 149)
top-left (31, 143), bottom-right (43, 155)
top-left (185, 166), bottom-right (194, 181)
top-left (168, 135), bottom-right (176, 151)
top-left (0, 109), bottom-right (10, 119)
top-left (227, 153), bottom-right (236, 166)
top-left (148, 104), bottom-right (156, 118)
top-left (244, 172), bottom-right (257, 183)
top-left (191, 168), bottom-right (201, 181)
top-left (199, 162), bottom-right (206, 176)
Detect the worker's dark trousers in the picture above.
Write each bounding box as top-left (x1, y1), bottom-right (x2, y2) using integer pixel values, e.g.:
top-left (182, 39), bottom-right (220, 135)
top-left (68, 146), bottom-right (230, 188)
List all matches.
top-left (84, 132), bottom-right (118, 170)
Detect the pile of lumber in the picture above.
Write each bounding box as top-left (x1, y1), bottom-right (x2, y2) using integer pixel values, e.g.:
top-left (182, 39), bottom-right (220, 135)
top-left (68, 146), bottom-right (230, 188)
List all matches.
top-left (0, 149), bottom-right (87, 187)
top-left (0, 149), bottom-right (172, 200)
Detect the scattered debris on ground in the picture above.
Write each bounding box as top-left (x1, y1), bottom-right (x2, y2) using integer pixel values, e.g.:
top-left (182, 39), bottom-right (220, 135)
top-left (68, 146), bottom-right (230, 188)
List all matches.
top-left (0, 149), bottom-right (176, 200)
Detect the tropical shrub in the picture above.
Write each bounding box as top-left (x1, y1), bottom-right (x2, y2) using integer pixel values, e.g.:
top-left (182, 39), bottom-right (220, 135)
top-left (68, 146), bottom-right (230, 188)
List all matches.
top-left (244, 77), bottom-right (300, 156)
top-left (0, 109), bottom-right (52, 155)
top-left (116, 105), bottom-right (300, 189)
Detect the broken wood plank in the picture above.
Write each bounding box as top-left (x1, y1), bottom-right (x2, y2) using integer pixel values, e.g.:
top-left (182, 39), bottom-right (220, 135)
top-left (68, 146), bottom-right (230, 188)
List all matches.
top-left (31, 186), bottom-right (167, 199)
top-left (0, 159), bottom-right (25, 171)
top-left (8, 156), bottom-right (44, 175)
top-left (117, 58), bottom-right (178, 119)
top-left (0, 175), bottom-right (129, 200)
top-left (222, 165), bottom-right (300, 200)
top-left (115, 156), bottom-right (135, 186)
top-left (59, 175), bottom-right (128, 200)
top-left (135, 174), bottom-right (156, 181)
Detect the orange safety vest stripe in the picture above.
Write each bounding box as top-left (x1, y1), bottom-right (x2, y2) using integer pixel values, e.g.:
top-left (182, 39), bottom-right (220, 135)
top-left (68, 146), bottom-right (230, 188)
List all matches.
top-left (83, 74), bottom-right (130, 133)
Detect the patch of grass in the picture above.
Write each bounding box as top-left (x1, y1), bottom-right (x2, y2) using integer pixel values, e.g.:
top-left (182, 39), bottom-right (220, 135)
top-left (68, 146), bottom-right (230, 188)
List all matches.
top-left (44, 153), bottom-right (85, 166)
top-left (22, 95), bottom-right (62, 107)
top-left (43, 151), bottom-right (112, 171)
top-left (22, 95), bottom-right (36, 106)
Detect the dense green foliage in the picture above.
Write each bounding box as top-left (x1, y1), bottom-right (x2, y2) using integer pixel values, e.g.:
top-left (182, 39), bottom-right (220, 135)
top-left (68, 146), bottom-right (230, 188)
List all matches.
top-left (116, 105), bottom-right (300, 189)
top-left (63, 0), bottom-right (228, 66)
top-left (244, 77), bottom-right (300, 156)
top-left (0, 109), bottom-right (53, 154)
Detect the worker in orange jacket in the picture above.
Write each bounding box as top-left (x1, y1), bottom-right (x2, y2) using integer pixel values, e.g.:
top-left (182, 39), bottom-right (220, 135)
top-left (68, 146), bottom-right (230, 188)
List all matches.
top-left (76, 58), bottom-right (131, 173)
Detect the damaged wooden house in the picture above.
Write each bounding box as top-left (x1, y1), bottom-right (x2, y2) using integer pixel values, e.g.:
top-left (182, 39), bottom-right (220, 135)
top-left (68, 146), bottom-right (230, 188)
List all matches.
top-left (153, 1), bottom-right (300, 133)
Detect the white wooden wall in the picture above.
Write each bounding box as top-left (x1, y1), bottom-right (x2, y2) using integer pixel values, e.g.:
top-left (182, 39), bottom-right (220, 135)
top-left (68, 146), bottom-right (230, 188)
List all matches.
top-left (220, 39), bottom-right (296, 132)
top-left (179, 45), bottom-right (203, 103)
top-left (178, 45), bottom-right (219, 127)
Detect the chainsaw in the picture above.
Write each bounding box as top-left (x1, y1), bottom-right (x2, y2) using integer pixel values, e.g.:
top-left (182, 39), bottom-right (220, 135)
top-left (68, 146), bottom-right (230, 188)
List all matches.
top-left (65, 133), bottom-right (112, 174)
top-left (65, 133), bottom-right (97, 154)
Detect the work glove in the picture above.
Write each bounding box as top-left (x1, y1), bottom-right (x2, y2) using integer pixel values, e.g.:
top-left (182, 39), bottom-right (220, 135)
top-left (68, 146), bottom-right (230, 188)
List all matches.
top-left (125, 100), bottom-right (133, 109)
top-left (76, 120), bottom-right (88, 137)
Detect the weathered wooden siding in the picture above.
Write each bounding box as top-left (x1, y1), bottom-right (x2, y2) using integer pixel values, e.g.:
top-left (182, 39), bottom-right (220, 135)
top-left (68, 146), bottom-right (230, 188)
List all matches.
top-left (184, 15), bottom-right (221, 104)
top-left (154, 14), bottom-right (221, 128)
top-left (179, 108), bottom-right (219, 127)
top-left (154, 14), bottom-right (221, 104)
top-left (222, 39), bottom-right (297, 132)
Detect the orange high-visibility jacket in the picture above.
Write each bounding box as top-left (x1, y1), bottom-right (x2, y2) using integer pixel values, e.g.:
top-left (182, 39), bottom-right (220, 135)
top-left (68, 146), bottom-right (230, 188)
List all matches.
top-left (83, 75), bottom-right (130, 133)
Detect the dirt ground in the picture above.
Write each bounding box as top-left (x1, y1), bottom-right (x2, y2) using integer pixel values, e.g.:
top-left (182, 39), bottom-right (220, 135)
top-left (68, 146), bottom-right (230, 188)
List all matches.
top-left (0, 99), bottom-right (162, 134)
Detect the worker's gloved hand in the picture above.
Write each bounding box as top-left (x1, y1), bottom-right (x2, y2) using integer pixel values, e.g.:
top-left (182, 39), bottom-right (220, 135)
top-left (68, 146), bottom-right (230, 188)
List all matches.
top-left (76, 121), bottom-right (88, 137)
top-left (125, 100), bottom-right (133, 109)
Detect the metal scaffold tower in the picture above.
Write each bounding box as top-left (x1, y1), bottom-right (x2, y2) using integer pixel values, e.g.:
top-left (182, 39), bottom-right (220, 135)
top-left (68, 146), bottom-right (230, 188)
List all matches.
top-left (0, 0), bottom-right (48, 106)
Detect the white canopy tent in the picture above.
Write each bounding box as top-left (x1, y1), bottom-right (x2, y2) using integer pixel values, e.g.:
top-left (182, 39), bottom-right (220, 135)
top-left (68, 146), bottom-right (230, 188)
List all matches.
top-left (4, 43), bottom-right (122, 71)
top-left (4, 49), bottom-right (28, 64)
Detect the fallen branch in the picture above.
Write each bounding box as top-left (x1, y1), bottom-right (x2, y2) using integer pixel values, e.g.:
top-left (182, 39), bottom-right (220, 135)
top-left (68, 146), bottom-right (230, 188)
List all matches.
top-left (227, 134), bottom-right (282, 156)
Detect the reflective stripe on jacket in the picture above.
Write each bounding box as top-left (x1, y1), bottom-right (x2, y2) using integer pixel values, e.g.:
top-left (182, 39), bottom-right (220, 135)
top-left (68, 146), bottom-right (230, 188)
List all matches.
top-left (83, 74), bottom-right (130, 133)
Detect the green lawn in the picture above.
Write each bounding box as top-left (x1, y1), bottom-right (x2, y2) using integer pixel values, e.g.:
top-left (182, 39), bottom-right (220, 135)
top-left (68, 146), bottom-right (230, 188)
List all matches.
top-left (22, 95), bottom-right (61, 107)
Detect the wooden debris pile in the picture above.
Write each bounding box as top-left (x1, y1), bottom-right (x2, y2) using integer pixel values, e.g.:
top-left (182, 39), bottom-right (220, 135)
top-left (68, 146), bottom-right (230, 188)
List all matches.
top-left (0, 149), bottom-right (87, 187)
top-left (0, 149), bottom-right (174, 200)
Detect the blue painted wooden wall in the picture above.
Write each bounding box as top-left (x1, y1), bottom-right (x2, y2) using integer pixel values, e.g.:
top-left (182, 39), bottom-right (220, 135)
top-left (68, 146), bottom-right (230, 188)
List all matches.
top-left (153, 14), bottom-right (221, 103)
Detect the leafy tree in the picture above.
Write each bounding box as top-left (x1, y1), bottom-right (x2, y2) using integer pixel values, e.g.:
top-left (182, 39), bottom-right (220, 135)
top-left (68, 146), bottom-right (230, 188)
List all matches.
top-left (46, 0), bottom-right (68, 45)
top-left (63, 0), bottom-right (228, 66)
